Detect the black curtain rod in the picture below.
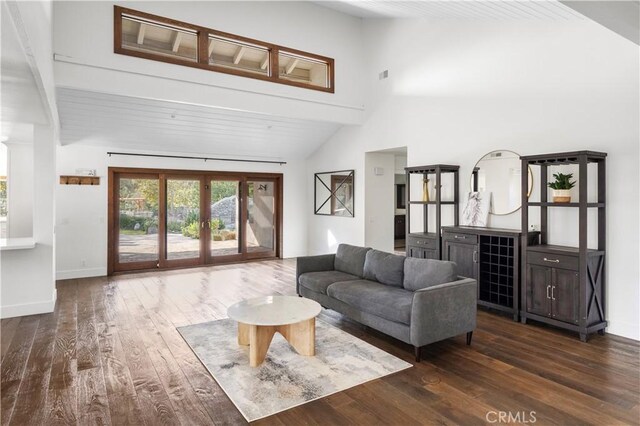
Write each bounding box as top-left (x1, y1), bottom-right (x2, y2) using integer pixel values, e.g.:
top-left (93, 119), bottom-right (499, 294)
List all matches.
top-left (107, 151), bottom-right (286, 165)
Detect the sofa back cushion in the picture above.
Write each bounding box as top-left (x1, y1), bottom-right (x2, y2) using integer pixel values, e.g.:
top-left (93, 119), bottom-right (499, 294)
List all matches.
top-left (334, 244), bottom-right (371, 277)
top-left (363, 249), bottom-right (405, 288)
top-left (403, 258), bottom-right (457, 291)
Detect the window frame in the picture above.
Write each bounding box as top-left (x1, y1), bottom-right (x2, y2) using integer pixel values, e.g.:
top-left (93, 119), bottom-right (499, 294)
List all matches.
top-left (114, 6), bottom-right (335, 93)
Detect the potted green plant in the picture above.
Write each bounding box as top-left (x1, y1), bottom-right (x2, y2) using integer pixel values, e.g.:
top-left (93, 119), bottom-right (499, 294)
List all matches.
top-left (548, 172), bottom-right (576, 203)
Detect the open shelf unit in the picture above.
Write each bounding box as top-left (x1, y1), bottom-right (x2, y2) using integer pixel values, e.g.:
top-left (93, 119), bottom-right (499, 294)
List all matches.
top-left (405, 165), bottom-right (459, 260)
top-left (520, 150), bottom-right (607, 342)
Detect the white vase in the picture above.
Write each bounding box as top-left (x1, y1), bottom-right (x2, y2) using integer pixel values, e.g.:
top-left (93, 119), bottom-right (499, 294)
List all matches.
top-left (552, 189), bottom-right (572, 203)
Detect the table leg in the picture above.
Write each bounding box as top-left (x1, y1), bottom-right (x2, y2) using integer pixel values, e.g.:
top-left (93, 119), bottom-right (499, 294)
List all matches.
top-left (279, 318), bottom-right (315, 356)
top-left (249, 325), bottom-right (276, 367)
top-left (238, 322), bottom-right (250, 346)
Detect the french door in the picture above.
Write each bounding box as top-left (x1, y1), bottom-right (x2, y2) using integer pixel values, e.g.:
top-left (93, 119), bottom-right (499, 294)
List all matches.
top-left (108, 168), bottom-right (281, 274)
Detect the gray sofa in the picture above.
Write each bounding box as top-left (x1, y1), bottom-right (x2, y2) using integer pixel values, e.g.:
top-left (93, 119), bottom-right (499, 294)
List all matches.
top-left (296, 244), bottom-right (477, 361)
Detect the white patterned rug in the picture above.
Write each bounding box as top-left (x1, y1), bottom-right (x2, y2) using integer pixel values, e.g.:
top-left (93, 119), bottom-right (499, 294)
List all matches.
top-left (178, 318), bottom-right (412, 422)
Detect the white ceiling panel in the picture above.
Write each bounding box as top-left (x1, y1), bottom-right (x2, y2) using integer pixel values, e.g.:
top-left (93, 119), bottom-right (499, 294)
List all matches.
top-left (57, 88), bottom-right (341, 160)
top-left (317, 1), bottom-right (584, 20)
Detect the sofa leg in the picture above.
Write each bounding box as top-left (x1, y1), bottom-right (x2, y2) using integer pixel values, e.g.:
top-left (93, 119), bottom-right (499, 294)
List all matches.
top-left (466, 331), bottom-right (473, 346)
top-left (414, 346), bottom-right (421, 362)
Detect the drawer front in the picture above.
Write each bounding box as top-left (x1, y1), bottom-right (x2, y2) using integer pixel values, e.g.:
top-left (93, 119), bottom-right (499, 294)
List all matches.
top-left (407, 236), bottom-right (436, 249)
top-left (528, 251), bottom-right (579, 270)
top-left (442, 232), bottom-right (478, 244)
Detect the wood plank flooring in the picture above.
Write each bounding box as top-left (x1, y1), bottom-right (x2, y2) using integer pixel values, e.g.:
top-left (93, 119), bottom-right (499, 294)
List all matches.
top-left (1, 259), bottom-right (638, 425)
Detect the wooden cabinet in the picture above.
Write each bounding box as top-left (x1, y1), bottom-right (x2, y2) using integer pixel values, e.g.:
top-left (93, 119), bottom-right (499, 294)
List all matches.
top-left (521, 151), bottom-right (607, 342)
top-left (443, 226), bottom-right (538, 321)
top-left (443, 239), bottom-right (478, 281)
top-left (407, 235), bottom-right (438, 259)
top-left (526, 264), bottom-right (551, 318)
top-left (405, 165), bottom-right (459, 260)
top-left (526, 260), bottom-right (580, 324)
top-left (552, 268), bottom-right (580, 324)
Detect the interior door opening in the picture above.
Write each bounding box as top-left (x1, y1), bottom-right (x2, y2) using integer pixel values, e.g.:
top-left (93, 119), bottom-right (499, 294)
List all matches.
top-left (108, 167), bottom-right (282, 274)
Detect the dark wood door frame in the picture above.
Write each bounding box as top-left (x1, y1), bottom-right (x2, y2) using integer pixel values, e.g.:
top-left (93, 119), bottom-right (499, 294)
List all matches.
top-left (108, 167), bottom-right (283, 275)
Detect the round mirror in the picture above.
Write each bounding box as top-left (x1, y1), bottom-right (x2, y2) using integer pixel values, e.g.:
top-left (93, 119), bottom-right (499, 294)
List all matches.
top-left (470, 150), bottom-right (532, 215)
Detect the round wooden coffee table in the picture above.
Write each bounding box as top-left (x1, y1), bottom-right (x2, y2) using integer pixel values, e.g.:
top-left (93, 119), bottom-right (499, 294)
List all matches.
top-left (227, 296), bottom-right (322, 367)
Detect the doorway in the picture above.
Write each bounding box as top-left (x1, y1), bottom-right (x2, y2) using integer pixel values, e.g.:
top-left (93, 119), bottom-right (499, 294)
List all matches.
top-left (108, 167), bottom-right (282, 274)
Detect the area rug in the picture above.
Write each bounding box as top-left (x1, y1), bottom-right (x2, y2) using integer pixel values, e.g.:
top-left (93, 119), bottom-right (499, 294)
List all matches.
top-left (178, 318), bottom-right (412, 422)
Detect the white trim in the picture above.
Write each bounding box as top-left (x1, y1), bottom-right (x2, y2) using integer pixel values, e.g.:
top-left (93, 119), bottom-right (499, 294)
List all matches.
top-left (607, 320), bottom-right (640, 341)
top-left (0, 288), bottom-right (56, 319)
top-left (53, 55), bottom-right (364, 113)
top-left (56, 267), bottom-right (107, 280)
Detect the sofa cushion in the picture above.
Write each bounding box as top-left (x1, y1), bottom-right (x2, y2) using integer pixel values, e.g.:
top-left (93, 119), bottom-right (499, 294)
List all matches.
top-left (403, 258), bottom-right (458, 291)
top-left (334, 244), bottom-right (371, 277)
top-left (327, 280), bottom-right (413, 325)
top-left (298, 271), bottom-right (360, 295)
top-left (363, 249), bottom-right (405, 288)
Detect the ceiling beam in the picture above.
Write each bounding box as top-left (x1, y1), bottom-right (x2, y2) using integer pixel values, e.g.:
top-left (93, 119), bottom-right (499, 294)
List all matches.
top-left (171, 32), bottom-right (182, 53)
top-left (136, 23), bottom-right (146, 45)
top-left (233, 46), bottom-right (246, 64)
top-left (260, 54), bottom-right (269, 70)
top-left (286, 58), bottom-right (299, 74)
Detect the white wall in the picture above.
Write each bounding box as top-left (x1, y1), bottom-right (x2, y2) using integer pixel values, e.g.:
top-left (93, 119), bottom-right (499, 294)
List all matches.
top-left (364, 152), bottom-right (395, 252)
top-left (53, 1), bottom-right (365, 125)
top-left (307, 19), bottom-right (639, 339)
top-left (1, 125), bottom-right (56, 318)
top-left (4, 143), bottom-right (33, 238)
top-left (0, 1), bottom-right (58, 318)
top-left (55, 144), bottom-right (308, 279)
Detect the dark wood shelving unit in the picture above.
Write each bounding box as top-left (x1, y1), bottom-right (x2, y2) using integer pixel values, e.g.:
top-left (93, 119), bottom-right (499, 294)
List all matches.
top-left (521, 150), bottom-right (607, 342)
top-left (405, 165), bottom-right (459, 260)
top-left (441, 226), bottom-right (539, 321)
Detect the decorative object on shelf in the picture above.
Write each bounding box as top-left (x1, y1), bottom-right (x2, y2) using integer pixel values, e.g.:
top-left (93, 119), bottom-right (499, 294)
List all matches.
top-left (461, 191), bottom-right (490, 227)
top-left (59, 175), bottom-right (100, 185)
top-left (471, 150), bottom-right (533, 215)
top-left (405, 164), bottom-right (459, 260)
top-left (422, 178), bottom-right (430, 202)
top-left (521, 151), bottom-right (607, 342)
top-left (548, 172), bottom-right (576, 203)
top-left (314, 170), bottom-right (354, 217)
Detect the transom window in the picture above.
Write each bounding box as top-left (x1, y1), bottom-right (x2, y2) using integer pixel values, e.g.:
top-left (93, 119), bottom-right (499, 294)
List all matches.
top-left (114, 6), bottom-right (334, 93)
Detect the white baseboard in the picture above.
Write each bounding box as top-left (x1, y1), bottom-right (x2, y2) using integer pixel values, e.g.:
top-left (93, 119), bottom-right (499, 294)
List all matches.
top-left (56, 267), bottom-right (107, 280)
top-left (607, 320), bottom-right (640, 341)
top-left (1, 289), bottom-right (57, 319)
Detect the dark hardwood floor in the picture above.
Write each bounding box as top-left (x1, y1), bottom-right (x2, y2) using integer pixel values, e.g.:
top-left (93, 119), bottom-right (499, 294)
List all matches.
top-left (1, 259), bottom-right (639, 425)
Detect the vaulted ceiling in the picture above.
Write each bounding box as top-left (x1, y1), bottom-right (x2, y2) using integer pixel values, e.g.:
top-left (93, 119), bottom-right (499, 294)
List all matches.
top-left (317, 0), bottom-right (584, 19)
top-left (57, 88), bottom-right (340, 160)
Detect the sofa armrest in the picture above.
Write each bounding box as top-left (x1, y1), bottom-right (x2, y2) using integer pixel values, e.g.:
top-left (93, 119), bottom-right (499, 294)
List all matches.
top-left (410, 277), bottom-right (477, 347)
top-left (296, 254), bottom-right (336, 294)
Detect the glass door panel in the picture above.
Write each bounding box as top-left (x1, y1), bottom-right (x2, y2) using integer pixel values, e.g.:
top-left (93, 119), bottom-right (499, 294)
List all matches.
top-left (246, 180), bottom-right (276, 256)
top-left (165, 178), bottom-right (201, 261)
top-left (209, 179), bottom-right (241, 258)
top-left (117, 176), bottom-right (160, 266)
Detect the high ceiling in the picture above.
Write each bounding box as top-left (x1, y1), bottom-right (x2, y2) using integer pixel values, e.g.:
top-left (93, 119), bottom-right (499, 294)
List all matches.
top-left (56, 88), bottom-right (340, 160)
top-left (1, 3), bottom-right (48, 143)
top-left (317, 0), bottom-right (584, 20)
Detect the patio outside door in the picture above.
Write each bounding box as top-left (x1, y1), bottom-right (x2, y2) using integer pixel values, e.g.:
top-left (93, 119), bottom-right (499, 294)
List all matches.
top-left (109, 168), bottom-right (282, 274)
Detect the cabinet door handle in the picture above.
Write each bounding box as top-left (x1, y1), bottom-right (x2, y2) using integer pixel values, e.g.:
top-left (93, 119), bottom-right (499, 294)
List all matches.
top-left (551, 286), bottom-right (556, 300)
top-left (473, 250), bottom-right (478, 263)
top-left (454, 235), bottom-right (466, 239)
top-left (546, 285), bottom-right (551, 299)
top-left (543, 258), bottom-right (560, 263)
